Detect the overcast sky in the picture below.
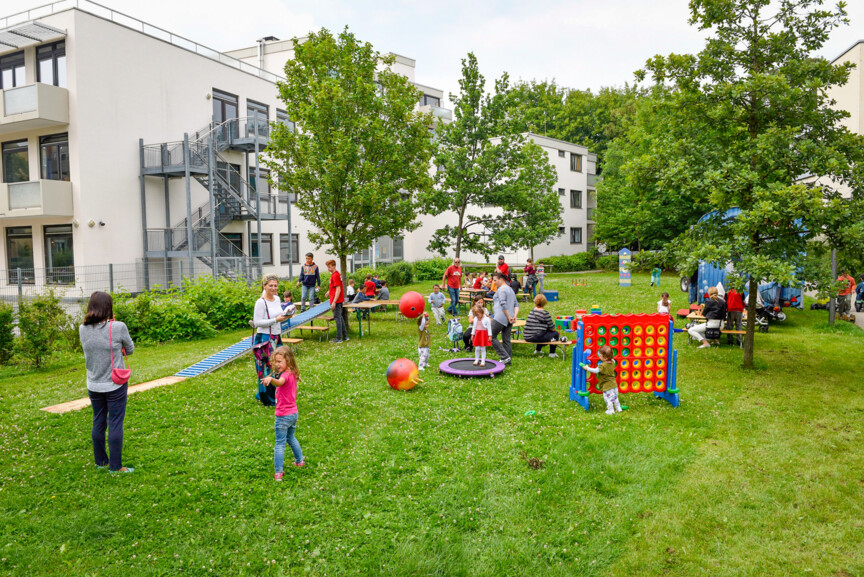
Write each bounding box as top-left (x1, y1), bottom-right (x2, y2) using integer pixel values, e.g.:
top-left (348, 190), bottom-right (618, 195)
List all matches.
top-left (5, 0), bottom-right (864, 98)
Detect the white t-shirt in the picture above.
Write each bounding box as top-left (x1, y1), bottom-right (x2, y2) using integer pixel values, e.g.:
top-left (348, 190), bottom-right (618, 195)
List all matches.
top-left (657, 299), bottom-right (671, 314)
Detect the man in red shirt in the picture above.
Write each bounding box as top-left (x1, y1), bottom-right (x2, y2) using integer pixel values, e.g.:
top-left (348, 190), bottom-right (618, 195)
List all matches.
top-left (838, 271), bottom-right (856, 320)
top-left (326, 260), bottom-right (348, 343)
top-left (442, 258), bottom-right (462, 315)
top-left (725, 286), bottom-right (745, 345)
top-left (496, 256), bottom-right (510, 280)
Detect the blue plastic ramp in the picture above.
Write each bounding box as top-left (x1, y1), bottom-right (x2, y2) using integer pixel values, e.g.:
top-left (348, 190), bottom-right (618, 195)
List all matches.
top-left (174, 302), bottom-right (332, 378)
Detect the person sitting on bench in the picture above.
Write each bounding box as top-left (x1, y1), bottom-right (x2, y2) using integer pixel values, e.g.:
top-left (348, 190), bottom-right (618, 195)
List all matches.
top-left (524, 294), bottom-right (560, 358)
top-left (688, 286), bottom-right (726, 349)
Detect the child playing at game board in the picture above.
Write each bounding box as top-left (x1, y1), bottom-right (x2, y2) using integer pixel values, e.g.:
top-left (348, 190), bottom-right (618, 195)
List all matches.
top-left (471, 304), bottom-right (492, 367)
top-left (281, 290), bottom-right (297, 317)
top-left (580, 345), bottom-right (621, 415)
top-left (417, 312), bottom-right (431, 370)
top-left (261, 346), bottom-right (304, 480)
top-left (657, 292), bottom-right (671, 315)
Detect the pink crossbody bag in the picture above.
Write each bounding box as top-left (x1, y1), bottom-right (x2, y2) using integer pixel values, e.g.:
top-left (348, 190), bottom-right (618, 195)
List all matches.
top-left (109, 320), bottom-right (131, 385)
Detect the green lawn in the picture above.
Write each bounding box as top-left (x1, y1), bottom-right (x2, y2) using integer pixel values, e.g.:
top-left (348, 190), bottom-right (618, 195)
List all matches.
top-left (0, 272), bottom-right (862, 576)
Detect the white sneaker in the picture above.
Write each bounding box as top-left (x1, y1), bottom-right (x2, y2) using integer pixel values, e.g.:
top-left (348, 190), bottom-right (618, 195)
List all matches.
top-left (698, 343), bottom-right (711, 349)
top-left (605, 409), bottom-right (615, 415)
top-left (533, 350), bottom-right (543, 355)
top-left (548, 353), bottom-right (559, 359)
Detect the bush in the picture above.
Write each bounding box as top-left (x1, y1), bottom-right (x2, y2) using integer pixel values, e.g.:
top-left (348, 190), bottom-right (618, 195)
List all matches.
top-left (413, 258), bottom-right (450, 281)
top-left (16, 291), bottom-right (68, 367)
top-left (541, 253), bottom-right (596, 272)
top-left (382, 261), bottom-right (413, 286)
top-left (597, 255), bottom-right (618, 271)
top-left (0, 302), bottom-right (14, 364)
top-left (182, 276), bottom-right (258, 331)
top-left (113, 291), bottom-right (216, 343)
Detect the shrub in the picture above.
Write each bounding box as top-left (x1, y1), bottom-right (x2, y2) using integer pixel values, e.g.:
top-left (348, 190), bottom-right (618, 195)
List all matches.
top-left (0, 302), bottom-right (14, 364)
top-left (413, 258), bottom-right (450, 281)
top-left (540, 253), bottom-right (596, 272)
top-left (16, 291), bottom-right (68, 367)
top-left (113, 290), bottom-right (216, 343)
top-left (597, 255), bottom-right (618, 271)
top-left (382, 261), bottom-right (413, 286)
top-left (183, 276), bottom-right (258, 330)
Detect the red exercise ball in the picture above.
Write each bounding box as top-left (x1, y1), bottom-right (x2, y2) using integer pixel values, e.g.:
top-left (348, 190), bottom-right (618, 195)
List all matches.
top-left (386, 358), bottom-right (421, 391)
top-left (399, 291), bottom-right (426, 319)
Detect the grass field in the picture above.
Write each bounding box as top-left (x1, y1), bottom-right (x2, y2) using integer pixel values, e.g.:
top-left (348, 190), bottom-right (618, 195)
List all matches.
top-left (0, 272), bottom-right (862, 576)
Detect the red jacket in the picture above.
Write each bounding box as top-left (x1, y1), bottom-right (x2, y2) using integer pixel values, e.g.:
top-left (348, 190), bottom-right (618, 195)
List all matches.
top-left (726, 289), bottom-right (744, 312)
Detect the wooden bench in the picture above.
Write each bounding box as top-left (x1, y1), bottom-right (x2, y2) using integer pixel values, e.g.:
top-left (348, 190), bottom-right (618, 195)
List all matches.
top-left (282, 337), bottom-right (303, 352)
top-left (295, 325), bottom-right (329, 342)
top-left (510, 339), bottom-right (571, 361)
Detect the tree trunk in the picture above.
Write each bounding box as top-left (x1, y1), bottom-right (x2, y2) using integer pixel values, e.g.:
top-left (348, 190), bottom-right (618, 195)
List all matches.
top-left (339, 253), bottom-right (350, 332)
top-left (828, 248), bottom-right (837, 325)
top-left (454, 203), bottom-right (466, 258)
top-left (743, 275), bottom-right (758, 369)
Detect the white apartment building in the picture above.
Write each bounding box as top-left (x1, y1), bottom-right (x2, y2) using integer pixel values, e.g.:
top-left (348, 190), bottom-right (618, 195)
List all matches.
top-left (0, 0), bottom-right (595, 298)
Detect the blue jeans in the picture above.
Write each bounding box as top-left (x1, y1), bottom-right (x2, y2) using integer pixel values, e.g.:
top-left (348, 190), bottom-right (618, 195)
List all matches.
top-left (300, 285), bottom-right (316, 310)
top-left (274, 413), bottom-right (303, 472)
top-left (447, 287), bottom-right (459, 314)
top-left (88, 384), bottom-right (128, 471)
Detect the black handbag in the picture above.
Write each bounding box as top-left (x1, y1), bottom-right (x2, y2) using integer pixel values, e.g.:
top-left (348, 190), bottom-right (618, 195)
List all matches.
top-left (705, 327), bottom-right (721, 340)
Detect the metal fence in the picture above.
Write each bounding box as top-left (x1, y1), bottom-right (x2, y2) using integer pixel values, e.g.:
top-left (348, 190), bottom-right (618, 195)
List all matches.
top-left (0, 257), bottom-right (265, 302)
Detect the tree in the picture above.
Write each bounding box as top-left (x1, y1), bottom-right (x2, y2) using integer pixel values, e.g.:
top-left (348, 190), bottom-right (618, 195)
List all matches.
top-left (423, 53), bottom-right (558, 260)
top-left (637, 0), bottom-right (864, 368)
top-left (266, 28), bottom-right (435, 278)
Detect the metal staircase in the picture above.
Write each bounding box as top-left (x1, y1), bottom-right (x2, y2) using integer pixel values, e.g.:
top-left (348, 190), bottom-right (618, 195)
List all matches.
top-left (140, 116), bottom-right (288, 275)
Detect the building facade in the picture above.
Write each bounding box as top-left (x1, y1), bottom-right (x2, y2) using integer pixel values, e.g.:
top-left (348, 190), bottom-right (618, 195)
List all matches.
top-left (0, 0), bottom-right (595, 298)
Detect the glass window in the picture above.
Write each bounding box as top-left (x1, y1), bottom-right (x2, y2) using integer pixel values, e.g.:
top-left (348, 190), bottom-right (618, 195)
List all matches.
top-left (570, 189), bottom-right (582, 209)
top-left (251, 233), bottom-right (273, 265)
top-left (570, 152), bottom-right (583, 172)
top-left (250, 167), bottom-right (270, 197)
top-left (44, 224), bottom-right (74, 284)
top-left (276, 110), bottom-right (295, 133)
top-left (213, 89), bottom-right (239, 140)
top-left (558, 150), bottom-right (565, 158)
top-left (279, 233), bottom-right (299, 264)
top-left (393, 237), bottom-right (404, 261)
top-left (0, 51), bottom-right (25, 89)
top-left (40, 133), bottom-right (69, 181)
top-left (36, 41), bottom-right (66, 87)
top-left (558, 226), bottom-right (565, 236)
top-left (219, 233), bottom-right (243, 257)
top-left (558, 188), bottom-right (565, 196)
top-left (2, 140), bottom-right (29, 183)
top-left (422, 94), bottom-right (440, 107)
top-left (570, 227), bottom-right (582, 244)
top-left (247, 100), bottom-right (269, 138)
top-left (6, 226), bottom-right (34, 284)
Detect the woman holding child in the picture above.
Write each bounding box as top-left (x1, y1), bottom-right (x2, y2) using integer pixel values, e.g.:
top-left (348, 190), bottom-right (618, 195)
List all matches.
top-left (252, 274), bottom-right (289, 406)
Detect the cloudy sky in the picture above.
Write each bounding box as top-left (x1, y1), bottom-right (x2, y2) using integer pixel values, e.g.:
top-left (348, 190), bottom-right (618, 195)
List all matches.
top-left (5, 0), bottom-right (864, 98)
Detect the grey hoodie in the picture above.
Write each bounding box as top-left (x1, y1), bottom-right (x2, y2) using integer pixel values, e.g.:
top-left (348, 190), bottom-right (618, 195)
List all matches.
top-left (79, 321), bottom-right (135, 393)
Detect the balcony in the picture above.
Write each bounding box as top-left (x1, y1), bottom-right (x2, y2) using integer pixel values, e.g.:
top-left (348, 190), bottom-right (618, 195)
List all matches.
top-left (0, 83), bottom-right (69, 135)
top-left (0, 180), bottom-right (73, 219)
top-left (587, 173), bottom-right (599, 188)
top-left (419, 104), bottom-right (453, 122)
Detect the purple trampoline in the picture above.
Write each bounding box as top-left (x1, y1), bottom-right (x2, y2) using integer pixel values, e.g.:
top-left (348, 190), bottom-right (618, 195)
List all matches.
top-left (438, 358), bottom-right (506, 378)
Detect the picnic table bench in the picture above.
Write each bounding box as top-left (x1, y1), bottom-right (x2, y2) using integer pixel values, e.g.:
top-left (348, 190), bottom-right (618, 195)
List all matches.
top-left (510, 338), bottom-right (571, 361)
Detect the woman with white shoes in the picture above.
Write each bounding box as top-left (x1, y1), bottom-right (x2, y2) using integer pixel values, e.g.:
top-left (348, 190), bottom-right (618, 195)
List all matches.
top-left (688, 286), bottom-right (727, 348)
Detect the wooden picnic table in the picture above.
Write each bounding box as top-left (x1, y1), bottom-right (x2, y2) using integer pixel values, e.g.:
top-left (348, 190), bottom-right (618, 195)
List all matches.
top-left (344, 301), bottom-right (379, 338)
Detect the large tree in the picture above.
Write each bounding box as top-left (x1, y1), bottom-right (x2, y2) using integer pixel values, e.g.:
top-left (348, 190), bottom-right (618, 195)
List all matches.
top-left (640, 0), bottom-right (864, 368)
top-left (422, 53), bottom-right (558, 260)
top-left (266, 28), bottom-right (435, 277)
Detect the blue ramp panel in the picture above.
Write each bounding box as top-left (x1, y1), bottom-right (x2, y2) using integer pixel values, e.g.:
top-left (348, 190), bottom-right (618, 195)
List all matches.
top-left (174, 302), bottom-right (332, 378)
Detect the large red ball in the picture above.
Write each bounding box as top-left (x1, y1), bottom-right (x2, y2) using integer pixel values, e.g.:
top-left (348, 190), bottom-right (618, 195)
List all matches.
top-left (386, 358), bottom-right (419, 391)
top-left (399, 291), bottom-right (426, 319)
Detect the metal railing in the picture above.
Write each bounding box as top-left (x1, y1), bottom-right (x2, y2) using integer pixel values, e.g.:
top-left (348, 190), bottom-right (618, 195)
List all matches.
top-left (0, 257), bottom-right (265, 301)
top-left (0, 0), bottom-right (284, 84)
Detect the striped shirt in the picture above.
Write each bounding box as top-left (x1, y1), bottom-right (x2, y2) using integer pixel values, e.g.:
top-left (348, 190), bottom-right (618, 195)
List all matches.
top-left (523, 308), bottom-right (554, 341)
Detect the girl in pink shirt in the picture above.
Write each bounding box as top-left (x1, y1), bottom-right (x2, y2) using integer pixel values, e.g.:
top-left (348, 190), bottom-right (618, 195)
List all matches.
top-left (262, 346), bottom-right (304, 480)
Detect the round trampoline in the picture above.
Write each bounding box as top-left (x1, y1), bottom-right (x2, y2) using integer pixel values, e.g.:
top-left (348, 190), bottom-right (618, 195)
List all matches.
top-left (439, 358), bottom-right (506, 378)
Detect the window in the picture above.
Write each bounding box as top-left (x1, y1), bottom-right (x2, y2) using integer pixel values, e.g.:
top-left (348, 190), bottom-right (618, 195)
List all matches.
top-left (219, 233), bottom-right (243, 257)
top-left (6, 226), bottom-right (34, 284)
top-left (570, 152), bottom-right (582, 172)
top-left (0, 51), bottom-right (25, 89)
top-left (44, 224), bottom-right (74, 284)
top-left (279, 233), bottom-right (300, 264)
top-left (558, 226), bottom-right (565, 236)
top-left (247, 100), bottom-right (269, 138)
top-left (250, 167), bottom-right (270, 197)
top-left (393, 237), bottom-right (404, 261)
top-left (2, 140), bottom-right (29, 183)
top-left (558, 150), bottom-right (565, 158)
top-left (587, 208), bottom-right (595, 221)
top-left (212, 89), bottom-right (239, 140)
top-left (216, 161), bottom-right (241, 193)
top-left (422, 94), bottom-right (441, 107)
top-left (570, 227), bottom-right (582, 244)
top-left (276, 109), bottom-right (295, 133)
top-left (558, 188), bottom-right (565, 196)
top-left (570, 189), bottom-right (582, 209)
top-left (36, 41), bottom-right (66, 87)
top-left (40, 133), bottom-right (69, 181)
top-left (251, 234), bottom-right (273, 265)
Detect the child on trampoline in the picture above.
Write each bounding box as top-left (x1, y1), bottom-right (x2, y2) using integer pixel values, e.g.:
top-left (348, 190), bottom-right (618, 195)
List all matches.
top-left (471, 304), bottom-right (493, 367)
top-left (580, 345), bottom-right (621, 415)
top-left (261, 345), bottom-right (304, 480)
top-left (417, 312), bottom-right (431, 370)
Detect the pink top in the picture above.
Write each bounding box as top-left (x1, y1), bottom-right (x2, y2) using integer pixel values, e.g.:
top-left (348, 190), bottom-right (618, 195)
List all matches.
top-left (274, 372), bottom-right (299, 416)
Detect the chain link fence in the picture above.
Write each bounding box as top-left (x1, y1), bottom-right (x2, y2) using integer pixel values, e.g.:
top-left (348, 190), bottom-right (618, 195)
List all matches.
top-left (0, 257), bottom-right (265, 302)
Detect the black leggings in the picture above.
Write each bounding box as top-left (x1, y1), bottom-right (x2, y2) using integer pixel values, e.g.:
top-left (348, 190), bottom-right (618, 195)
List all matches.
top-left (462, 328), bottom-right (474, 350)
top-left (527, 330), bottom-right (559, 354)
